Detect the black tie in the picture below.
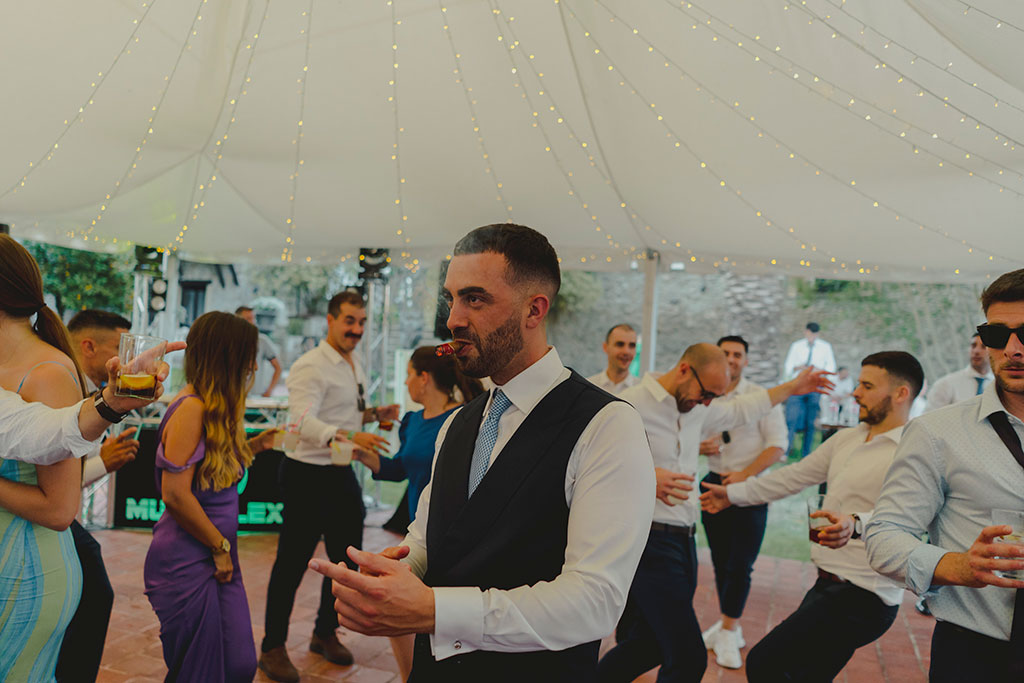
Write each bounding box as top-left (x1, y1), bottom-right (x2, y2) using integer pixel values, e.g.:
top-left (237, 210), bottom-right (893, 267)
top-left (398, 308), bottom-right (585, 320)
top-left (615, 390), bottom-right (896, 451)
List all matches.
top-left (988, 412), bottom-right (1024, 678)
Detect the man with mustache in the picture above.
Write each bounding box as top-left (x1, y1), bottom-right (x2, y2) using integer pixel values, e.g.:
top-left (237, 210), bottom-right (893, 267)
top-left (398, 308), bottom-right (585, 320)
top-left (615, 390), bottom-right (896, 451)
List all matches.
top-left (587, 323), bottom-right (639, 394)
top-left (866, 269), bottom-right (1024, 681)
top-left (599, 343), bottom-right (833, 682)
top-left (701, 351), bottom-right (921, 681)
top-left (259, 290), bottom-right (399, 682)
top-left (309, 224), bottom-right (656, 681)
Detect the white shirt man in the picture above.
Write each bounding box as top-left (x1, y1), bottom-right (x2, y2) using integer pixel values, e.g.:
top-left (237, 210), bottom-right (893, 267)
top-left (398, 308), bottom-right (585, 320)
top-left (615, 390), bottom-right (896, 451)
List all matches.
top-left (586, 323), bottom-right (639, 394)
top-left (926, 334), bottom-right (994, 411)
top-left (783, 324), bottom-right (837, 380)
top-left (0, 389), bottom-right (97, 462)
top-left (701, 352), bottom-right (923, 681)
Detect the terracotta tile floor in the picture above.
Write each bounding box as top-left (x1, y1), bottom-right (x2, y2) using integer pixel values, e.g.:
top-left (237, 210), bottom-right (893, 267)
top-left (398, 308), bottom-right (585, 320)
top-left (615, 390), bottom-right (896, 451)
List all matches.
top-left (95, 510), bottom-right (931, 682)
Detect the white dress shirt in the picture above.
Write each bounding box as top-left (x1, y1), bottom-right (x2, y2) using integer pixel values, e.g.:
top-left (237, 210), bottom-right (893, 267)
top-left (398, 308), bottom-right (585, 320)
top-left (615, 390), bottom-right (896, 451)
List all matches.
top-left (704, 377), bottom-right (788, 475)
top-left (586, 369), bottom-right (639, 395)
top-left (865, 384), bottom-right (1024, 640)
top-left (783, 337), bottom-right (837, 380)
top-left (0, 389), bottom-right (96, 464)
top-left (287, 340), bottom-right (366, 465)
top-left (925, 365), bottom-right (994, 412)
top-left (80, 375), bottom-right (109, 486)
top-left (729, 422), bottom-right (907, 606)
top-left (403, 347), bottom-right (655, 660)
top-left (619, 373), bottom-right (772, 528)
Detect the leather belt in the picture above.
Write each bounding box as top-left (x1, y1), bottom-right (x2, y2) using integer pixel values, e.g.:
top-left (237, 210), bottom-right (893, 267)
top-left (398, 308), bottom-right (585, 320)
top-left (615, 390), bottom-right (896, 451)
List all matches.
top-left (817, 568), bottom-right (847, 584)
top-left (651, 521), bottom-right (695, 537)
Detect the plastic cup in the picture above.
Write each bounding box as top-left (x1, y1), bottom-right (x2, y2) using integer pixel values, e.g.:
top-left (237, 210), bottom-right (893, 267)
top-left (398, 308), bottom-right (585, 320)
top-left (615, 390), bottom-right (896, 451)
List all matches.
top-left (807, 494), bottom-right (830, 544)
top-left (115, 334), bottom-right (167, 399)
top-left (993, 509), bottom-right (1024, 580)
top-left (330, 439), bottom-right (353, 466)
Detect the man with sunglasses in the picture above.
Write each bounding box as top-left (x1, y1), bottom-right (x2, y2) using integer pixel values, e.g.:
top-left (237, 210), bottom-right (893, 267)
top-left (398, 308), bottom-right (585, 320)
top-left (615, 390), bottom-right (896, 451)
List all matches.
top-left (259, 290), bottom-right (399, 681)
top-left (866, 268), bottom-right (1024, 682)
top-left (598, 343), bottom-right (832, 682)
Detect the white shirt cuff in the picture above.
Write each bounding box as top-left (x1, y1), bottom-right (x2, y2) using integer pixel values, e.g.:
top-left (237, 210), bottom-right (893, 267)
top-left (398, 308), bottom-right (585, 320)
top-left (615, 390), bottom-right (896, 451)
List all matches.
top-left (726, 481), bottom-right (752, 507)
top-left (82, 451), bottom-right (108, 487)
top-left (907, 544), bottom-right (950, 595)
top-left (317, 424), bottom-right (336, 447)
top-left (429, 586), bottom-right (484, 660)
top-left (63, 401), bottom-right (98, 457)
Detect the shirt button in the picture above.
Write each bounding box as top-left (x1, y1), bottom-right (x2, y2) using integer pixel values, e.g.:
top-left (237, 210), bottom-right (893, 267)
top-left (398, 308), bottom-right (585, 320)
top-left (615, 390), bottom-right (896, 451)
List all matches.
top-left (453, 641), bottom-right (462, 650)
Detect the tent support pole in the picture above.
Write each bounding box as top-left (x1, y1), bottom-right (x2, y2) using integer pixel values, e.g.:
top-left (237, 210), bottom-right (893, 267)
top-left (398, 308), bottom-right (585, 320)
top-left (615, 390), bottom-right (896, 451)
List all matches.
top-left (640, 249), bottom-right (660, 374)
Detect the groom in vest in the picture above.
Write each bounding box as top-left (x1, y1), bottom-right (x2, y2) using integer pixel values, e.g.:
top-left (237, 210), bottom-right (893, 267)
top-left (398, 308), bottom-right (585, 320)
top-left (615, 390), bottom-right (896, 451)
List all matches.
top-left (310, 223), bottom-right (656, 681)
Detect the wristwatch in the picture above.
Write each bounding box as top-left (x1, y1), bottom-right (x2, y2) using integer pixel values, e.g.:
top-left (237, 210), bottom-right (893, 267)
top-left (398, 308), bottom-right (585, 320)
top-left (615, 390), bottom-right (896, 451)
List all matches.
top-left (212, 537), bottom-right (230, 554)
top-left (93, 388), bottom-right (129, 424)
top-left (851, 513), bottom-right (863, 540)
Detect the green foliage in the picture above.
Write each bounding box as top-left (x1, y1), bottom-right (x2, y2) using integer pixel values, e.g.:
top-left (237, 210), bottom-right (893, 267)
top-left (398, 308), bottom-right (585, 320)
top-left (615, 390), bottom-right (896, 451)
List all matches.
top-left (23, 240), bottom-right (134, 318)
top-left (249, 263), bottom-right (356, 316)
top-left (551, 270), bottom-right (603, 320)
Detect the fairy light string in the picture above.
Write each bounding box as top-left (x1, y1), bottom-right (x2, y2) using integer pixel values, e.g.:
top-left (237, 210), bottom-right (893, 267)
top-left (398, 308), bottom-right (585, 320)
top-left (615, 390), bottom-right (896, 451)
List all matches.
top-left (1, 0), bottom-right (161, 200)
top-left (438, 3), bottom-right (513, 220)
top-left (388, 0), bottom-right (413, 257)
top-left (579, 0), bottom-right (1022, 267)
top-left (282, 0), bottom-right (315, 263)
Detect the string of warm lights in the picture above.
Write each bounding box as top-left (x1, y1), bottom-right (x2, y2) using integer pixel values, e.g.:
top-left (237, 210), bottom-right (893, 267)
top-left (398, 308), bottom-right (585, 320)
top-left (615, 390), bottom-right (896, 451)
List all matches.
top-left (665, 0), bottom-right (1024, 197)
top-left (388, 0), bottom-right (412, 259)
top-left (438, 3), bottom-right (513, 221)
top-left (281, 0), bottom-right (315, 263)
top-left (789, 0), bottom-right (1024, 149)
top-left (581, 0), bottom-right (1022, 269)
top-left (83, 0), bottom-right (209, 241)
top-left (491, 0), bottom-right (665, 251)
top-left (561, 3), bottom-right (870, 275)
top-left (479, 0), bottom-right (633, 265)
top-left (171, 0), bottom-right (272, 253)
top-left (945, 0), bottom-right (1024, 34)
top-left (832, 0), bottom-right (1024, 116)
top-left (0, 0), bottom-right (160, 201)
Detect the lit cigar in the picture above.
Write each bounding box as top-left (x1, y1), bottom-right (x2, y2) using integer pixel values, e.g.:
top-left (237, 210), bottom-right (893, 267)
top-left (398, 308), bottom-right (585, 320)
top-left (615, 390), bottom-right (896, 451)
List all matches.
top-left (435, 341), bottom-right (466, 357)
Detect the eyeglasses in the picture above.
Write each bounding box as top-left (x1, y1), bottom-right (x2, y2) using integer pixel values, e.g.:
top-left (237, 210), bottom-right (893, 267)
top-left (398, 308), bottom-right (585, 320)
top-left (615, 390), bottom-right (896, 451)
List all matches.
top-left (690, 366), bottom-right (719, 403)
top-left (976, 323), bottom-right (1024, 349)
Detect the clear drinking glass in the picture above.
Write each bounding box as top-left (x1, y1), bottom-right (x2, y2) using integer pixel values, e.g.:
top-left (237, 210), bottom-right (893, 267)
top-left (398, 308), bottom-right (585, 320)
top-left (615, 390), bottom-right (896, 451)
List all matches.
top-left (115, 334), bottom-right (167, 399)
top-left (807, 494), bottom-right (830, 544)
top-left (993, 509), bottom-right (1024, 580)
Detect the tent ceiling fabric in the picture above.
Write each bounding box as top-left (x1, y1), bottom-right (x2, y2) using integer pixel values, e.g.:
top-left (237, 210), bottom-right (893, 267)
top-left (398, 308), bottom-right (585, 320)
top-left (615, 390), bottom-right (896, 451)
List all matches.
top-left (1, 0), bottom-right (1022, 281)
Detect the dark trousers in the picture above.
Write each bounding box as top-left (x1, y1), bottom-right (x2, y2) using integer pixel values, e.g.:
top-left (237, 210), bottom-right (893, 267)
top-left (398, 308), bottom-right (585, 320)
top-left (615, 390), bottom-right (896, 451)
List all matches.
top-left (701, 472), bottom-right (768, 619)
top-left (597, 528), bottom-right (706, 683)
top-left (56, 520), bottom-right (114, 683)
top-left (746, 577), bottom-right (898, 682)
top-left (785, 394), bottom-right (820, 458)
top-left (928, 620), bottom-right (1010, 682)
top-left (261, 458), bottom-right (365, 651)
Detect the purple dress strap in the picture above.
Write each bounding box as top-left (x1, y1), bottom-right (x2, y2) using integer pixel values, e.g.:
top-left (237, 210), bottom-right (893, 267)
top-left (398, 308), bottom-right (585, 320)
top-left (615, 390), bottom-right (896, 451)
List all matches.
top-left (155, 394), bottom-right (206, 477)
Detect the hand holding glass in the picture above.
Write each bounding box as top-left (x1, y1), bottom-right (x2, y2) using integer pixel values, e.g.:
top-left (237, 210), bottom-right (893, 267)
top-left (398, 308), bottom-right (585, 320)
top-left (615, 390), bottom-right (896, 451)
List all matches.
top-left (807, 494), bottom-right (830, 544)
top-left (993, 509), bottom-right (1024, 580)
top-left (115, 334), bottom-right (167, 399)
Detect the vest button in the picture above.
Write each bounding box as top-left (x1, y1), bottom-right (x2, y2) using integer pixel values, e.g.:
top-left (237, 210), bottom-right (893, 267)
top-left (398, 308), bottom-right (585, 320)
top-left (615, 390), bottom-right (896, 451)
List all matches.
top-left (454, 640), bottom-right (462, 650)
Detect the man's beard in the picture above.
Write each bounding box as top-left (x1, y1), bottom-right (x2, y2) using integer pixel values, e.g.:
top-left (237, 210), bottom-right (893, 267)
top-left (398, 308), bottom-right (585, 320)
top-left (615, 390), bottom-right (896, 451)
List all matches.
top-left (859, 396), bottom-right (892, 425)
top-left (455, 314), bottom-right (524, 379)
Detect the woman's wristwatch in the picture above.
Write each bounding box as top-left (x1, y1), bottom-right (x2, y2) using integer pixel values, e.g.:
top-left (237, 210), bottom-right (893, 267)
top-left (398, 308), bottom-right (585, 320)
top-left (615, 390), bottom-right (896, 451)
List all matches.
top-left (212, 537), bottom-right (230, 554)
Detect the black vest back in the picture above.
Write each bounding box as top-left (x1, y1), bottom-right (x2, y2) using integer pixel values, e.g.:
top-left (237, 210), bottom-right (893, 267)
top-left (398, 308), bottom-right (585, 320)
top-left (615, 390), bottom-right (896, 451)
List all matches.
top-left (409, 370), bottom-right (617, 683)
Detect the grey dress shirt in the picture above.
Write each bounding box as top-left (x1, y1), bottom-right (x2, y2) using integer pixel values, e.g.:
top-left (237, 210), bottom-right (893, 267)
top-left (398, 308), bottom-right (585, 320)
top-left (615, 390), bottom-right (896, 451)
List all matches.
top-left (865, 383), bottom-right (1024, 640)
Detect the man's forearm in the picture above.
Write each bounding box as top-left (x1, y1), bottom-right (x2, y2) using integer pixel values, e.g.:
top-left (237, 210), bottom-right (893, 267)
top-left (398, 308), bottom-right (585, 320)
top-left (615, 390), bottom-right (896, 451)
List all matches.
top-left (766, 377), bottom-right (800, 406)
top-left (78, 396), bottom-right (113, 441)
top-left (742, 447), bottom-right (784, 477)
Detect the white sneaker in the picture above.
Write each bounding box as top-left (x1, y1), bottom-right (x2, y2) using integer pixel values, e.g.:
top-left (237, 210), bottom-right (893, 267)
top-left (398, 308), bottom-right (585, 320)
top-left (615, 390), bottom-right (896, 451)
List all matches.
top-left (701, 620), bottom-right (722, 649)
top-left (714, 628), bottom-right (743, 669)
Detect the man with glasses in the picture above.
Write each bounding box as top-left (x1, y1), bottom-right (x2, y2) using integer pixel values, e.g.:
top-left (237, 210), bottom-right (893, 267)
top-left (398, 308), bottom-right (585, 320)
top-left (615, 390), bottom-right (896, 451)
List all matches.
top-left (866, 268), bottom-right (1024, 682)
top-left (598, 343), bottom-right (832, 682)
top-left (259, 290), bottom-right (399, 681)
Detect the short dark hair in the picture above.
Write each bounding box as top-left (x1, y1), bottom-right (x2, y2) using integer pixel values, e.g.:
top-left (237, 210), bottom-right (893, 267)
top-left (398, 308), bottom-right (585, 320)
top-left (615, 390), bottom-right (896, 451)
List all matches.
top-left (606, 323), bottom-right (636, 342)
top-left (981, 269), bottom-right (1024, 314)
top-left (328, 290), bottom-right (366, 317)
top-left (67, 309), bottom-right (131, 333)
top-left (453, 223), bottom-right (560, 299)
top-left (235, 306), bottom-right (253, 315)
top-left (806, 322), bottom-right (821, 333)
top-left (717, 335), bottom-right (749, 353)
top-left (861, 351), bottom-right (924, 400)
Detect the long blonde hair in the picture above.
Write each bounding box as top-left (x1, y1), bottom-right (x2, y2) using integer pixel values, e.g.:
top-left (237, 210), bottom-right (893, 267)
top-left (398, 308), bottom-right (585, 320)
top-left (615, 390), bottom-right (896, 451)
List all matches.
top-left (184, 312), bottom-right (258, 490)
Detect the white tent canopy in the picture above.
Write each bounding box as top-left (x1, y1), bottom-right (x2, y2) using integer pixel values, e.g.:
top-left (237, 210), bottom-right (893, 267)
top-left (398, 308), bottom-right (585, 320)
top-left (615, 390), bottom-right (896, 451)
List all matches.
top-left (1, 0), bottom-right (1022, 281)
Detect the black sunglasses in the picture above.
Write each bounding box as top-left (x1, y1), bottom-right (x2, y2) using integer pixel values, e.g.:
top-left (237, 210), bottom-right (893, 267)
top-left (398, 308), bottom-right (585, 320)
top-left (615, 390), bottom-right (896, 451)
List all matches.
top-left (977, 323), bottom-right (1024, 349)
top-left (690, 366), bottom-right (719, 403)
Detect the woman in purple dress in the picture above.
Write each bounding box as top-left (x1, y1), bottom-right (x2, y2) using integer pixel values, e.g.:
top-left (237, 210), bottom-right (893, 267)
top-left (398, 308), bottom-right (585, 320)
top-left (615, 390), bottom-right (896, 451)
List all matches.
top-left (144, 312), bottom-right (274, 682)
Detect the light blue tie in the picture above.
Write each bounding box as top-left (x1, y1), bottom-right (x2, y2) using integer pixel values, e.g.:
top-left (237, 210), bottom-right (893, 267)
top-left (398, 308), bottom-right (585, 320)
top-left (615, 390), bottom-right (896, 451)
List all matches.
top-left (976, 377), bottom-right (986, 395)
top-left (468, 389), bottom-right (512, 496)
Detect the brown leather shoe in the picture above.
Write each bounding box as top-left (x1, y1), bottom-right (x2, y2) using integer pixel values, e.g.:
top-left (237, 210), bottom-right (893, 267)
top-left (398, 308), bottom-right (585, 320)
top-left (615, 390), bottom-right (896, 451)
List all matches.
top-left (258, 646), bottom-right (300, 683)
top-left (310, 631), bottom-right (354, 666)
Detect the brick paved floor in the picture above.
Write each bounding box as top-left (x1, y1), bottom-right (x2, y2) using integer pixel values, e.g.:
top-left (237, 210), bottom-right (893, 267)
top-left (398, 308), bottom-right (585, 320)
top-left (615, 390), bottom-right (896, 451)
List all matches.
top-left (95, 510), bottom-right (932, 682)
